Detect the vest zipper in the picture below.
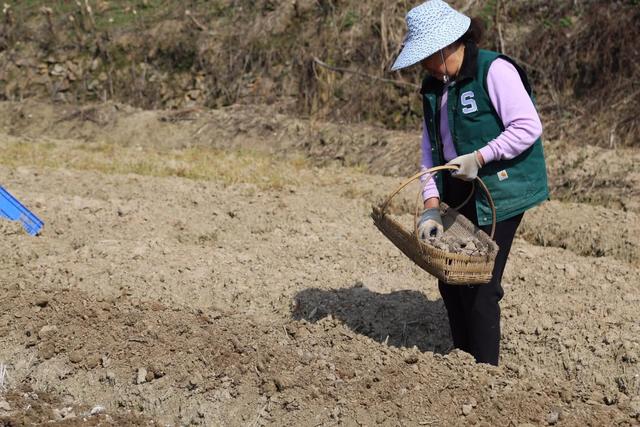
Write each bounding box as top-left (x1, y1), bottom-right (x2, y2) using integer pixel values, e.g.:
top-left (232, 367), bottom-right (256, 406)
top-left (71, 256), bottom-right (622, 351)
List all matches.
top-left (450, 84), bottom-right (459, 151)
top-left (434, 94), bottom-right (445, 165)
top-left (433, 92), bottom-right (446, 199)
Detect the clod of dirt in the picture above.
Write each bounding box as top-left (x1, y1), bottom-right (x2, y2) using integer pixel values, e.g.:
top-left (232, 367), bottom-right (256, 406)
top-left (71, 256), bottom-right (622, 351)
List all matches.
top-left (299, 351), bottom-right (314, 365)
top-left (90, 405), bottom-right (105, 415)
top-left (188, 373), bottom-right (203, 390)
top-left (273, 376), bottom-right (288, 392)
top-left (149, 365), bottom-right (165, 379)
top-left (38, 325), bottom-right (58, 340)
top-left (85, 355), bottom-right (100, 369)
top-left (629, 398), bottom-right (640, 419)
top-left (558, 388), bottom-right (573, 404)
top-left (68, 350), bottom-right (84, 364)
top-left (336, 367), bottom-right (356, 380)
top-left (38, 343), bottom-right (56, 360)
top-left (546, 409), bottom-right (561, 425)
top-left (229, 336), bottom-right (247, 354)
top-left (34, 298), bottom-right (49, 308)
top-left (136, 367), bottom-right (148, 384)
top-left (100, 355), bottom-right (111, 368)
top-left (53, 407), bottom-right (76, 420)
top-left (0, 400), bottom-right (11, 412)
top-left (260, 378), bottom-right (278, 396)
top-left (462, 404), bottom-right (473, 416)
top-left (403, 355), bottom-right (418, 364)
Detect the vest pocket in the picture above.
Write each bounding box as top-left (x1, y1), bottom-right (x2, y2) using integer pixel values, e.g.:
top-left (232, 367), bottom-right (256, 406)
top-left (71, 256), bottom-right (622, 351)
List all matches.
top-left (478, 155), bottom-right (538, 222)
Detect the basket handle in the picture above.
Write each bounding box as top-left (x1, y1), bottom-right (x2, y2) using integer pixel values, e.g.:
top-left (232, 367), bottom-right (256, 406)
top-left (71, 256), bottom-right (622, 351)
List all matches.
top-left (378, 165), bottom-right (496, 239)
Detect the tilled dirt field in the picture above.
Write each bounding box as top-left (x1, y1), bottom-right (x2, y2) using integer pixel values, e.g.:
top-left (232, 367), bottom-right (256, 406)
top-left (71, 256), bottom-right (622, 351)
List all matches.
top-left (1, 102), bottom-right (639, 426)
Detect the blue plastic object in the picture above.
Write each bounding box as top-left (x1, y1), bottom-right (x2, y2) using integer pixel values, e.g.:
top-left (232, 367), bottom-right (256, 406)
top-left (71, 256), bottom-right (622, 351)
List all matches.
top-left (0, 186), bottom-right (44, 236)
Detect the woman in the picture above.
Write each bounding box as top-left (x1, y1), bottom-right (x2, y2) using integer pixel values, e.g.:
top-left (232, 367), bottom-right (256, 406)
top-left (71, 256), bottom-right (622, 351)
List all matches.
top-left (391, 0), bottom-right (548, 366)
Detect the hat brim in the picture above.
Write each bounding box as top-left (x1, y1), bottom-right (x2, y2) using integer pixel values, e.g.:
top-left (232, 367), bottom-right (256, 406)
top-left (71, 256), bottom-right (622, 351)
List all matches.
top-left (391, 14), bottom-right (470, 71)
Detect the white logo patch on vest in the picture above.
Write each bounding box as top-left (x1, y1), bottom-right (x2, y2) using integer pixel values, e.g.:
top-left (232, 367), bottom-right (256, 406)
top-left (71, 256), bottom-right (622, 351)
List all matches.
top-left (497, 170), bottom-right (509, 181)
top-left (461, 91), bottom-right (478, 114)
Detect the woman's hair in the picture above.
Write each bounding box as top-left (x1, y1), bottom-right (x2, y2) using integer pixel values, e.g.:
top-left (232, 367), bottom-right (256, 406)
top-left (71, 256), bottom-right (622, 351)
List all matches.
top-left (460, 17), bottom-right (484, 45)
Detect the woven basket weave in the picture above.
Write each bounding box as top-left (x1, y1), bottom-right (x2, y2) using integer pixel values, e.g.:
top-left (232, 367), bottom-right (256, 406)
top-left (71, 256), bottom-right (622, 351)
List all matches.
top-left (371, 165), bottom-right (499, 285)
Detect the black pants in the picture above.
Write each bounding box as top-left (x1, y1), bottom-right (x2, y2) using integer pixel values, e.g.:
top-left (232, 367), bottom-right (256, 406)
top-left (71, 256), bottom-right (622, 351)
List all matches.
top-left (438, 175), bottom-right (522, 366)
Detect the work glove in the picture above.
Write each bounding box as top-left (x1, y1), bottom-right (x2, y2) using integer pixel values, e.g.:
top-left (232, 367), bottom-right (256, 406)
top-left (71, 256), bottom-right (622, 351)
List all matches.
top-left (417, 207), bottom-right (444, 240)
top-left (447, 151), bottom-right (482, 181)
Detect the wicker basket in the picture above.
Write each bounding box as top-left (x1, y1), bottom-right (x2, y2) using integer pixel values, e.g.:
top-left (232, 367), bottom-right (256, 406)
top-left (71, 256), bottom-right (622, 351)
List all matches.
top-left (371, 165), bottom-right (499, 285)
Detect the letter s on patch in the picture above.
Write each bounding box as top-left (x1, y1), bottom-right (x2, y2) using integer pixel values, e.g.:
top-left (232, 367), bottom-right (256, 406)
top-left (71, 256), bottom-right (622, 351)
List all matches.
top-left (461, 91), bottom-right (478, 114)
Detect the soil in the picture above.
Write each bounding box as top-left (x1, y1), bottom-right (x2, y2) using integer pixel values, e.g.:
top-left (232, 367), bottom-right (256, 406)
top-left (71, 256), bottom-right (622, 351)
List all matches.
top-left (1, 101), bottom-right (639, 426)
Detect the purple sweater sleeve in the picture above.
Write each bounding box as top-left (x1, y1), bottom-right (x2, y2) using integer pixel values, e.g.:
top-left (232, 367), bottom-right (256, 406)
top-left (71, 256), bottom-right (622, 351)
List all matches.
top-left (477, 58), bottom-right (543, 164)
top-left (420, 121), bottom-right (440, 200)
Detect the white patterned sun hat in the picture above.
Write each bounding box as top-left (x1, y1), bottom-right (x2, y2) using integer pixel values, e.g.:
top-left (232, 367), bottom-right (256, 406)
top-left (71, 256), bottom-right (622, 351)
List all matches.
top-left (391, 0), bottom-right (471, 71)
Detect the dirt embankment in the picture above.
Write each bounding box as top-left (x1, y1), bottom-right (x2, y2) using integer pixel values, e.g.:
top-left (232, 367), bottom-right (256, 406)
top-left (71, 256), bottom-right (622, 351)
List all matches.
top-left (0, 101), bottom-right (639, 425)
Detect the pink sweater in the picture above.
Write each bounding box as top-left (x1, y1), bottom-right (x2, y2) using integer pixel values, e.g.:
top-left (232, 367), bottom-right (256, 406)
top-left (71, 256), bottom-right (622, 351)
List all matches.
top-left (421, 58), bottom-right (543, 200)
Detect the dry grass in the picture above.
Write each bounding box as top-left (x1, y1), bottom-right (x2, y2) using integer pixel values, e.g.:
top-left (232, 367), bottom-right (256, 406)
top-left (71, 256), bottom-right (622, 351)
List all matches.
top-left (510, 1), bottom-right (640, 147)
top-left (0, 138), bottom-right (309, 190)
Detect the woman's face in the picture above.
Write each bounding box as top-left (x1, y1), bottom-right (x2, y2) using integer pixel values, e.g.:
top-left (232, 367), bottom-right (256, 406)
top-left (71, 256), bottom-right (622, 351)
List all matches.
top-left (420, 46), bottom-right (454, 82)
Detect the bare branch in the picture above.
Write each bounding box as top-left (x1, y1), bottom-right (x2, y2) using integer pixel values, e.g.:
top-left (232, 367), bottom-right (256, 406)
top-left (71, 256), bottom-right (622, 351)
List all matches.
top-left (185, 10), bottom-right (215, 36)
top-left (312, 57), bottom-right (419, 90)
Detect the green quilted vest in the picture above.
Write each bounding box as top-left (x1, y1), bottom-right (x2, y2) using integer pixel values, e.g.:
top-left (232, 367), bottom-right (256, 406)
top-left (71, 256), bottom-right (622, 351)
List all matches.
top-left (421, 48), bottom-right (549, 225)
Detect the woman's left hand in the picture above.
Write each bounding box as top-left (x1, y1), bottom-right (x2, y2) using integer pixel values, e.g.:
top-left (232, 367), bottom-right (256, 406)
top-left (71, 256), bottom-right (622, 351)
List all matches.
top-left (447, 151), bottom-right (484, 181)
